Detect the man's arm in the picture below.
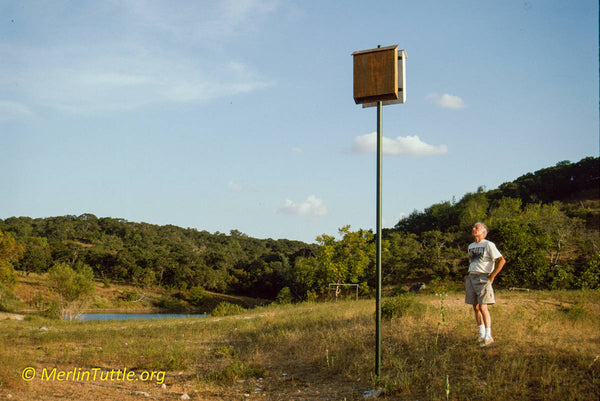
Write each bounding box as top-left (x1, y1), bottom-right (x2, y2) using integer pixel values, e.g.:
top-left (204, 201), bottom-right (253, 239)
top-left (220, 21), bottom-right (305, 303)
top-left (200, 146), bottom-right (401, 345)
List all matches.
top-left (488, 256), bottom-right (505, 283)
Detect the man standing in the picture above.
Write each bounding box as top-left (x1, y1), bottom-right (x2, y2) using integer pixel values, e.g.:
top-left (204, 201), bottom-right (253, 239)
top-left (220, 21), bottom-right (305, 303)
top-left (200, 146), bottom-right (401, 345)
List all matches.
top-left (465, 222), bottom-right (506, 347)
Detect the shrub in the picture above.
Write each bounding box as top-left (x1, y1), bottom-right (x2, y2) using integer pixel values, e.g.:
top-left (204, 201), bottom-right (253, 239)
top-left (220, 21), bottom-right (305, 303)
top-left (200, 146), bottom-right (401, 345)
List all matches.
top-left (0, 261), bottom-right (19, 312)
top-left (48, 263), bottom-right (95, 302)
top-left (41, 299), bottom-right (61, 319)
top-left (153, 295), bottom-right (187, 311)
top-left (0, 283), bottom-right (19, 312)
top-left (275, 287), bottom-right (292, 304)
top-left (188, 286), bottom-right (206, 306)
top-left (577, 254), bottom-right (600, 289)
top-left (211, 302), bottom-right (245, 317)
top-left (382, 294), bottom-right (428, 319)
top-left (119, 289), bottom-right (140, 302)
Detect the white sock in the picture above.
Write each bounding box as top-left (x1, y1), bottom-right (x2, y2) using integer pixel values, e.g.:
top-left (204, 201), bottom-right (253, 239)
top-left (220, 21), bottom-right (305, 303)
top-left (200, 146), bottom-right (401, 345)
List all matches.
top-left (485, 327), bottom-right (492, 339)
top-left (478, 324), bottom-right (485, 338)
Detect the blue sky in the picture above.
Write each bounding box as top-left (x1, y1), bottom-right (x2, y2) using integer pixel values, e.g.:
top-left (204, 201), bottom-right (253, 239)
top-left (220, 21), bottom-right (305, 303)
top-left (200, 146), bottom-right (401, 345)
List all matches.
top-left (1, 0), bottom-right (598, 243)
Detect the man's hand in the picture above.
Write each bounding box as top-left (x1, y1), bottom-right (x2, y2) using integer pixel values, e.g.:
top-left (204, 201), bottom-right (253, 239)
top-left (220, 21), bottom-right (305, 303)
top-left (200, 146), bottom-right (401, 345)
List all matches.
top-left (488, 256), bottom-right (506, 284)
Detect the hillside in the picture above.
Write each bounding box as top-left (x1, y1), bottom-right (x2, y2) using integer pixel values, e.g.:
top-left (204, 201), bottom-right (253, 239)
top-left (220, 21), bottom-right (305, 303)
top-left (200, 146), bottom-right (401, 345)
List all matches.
top-left (395, 157), bottom-right (599, 234)
top-left (1, 156), bottom-right (599, 314)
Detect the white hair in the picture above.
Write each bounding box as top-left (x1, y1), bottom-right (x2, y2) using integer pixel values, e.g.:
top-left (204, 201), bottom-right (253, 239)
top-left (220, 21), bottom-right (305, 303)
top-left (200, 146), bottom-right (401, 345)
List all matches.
top-left (474, 222), bottom-right (488, 237)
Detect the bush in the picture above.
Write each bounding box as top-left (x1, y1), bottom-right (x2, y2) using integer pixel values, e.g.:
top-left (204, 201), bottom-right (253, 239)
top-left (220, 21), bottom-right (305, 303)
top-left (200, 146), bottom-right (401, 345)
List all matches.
top-left (211, 302), bottom-right (245, 317)
top-left (0, 283), bottom-right (19, 312)
top-left (577, 254), bottom-right (600, 289)
top-left (188, 286), bottom-right (206, 306)
top-left (41, 299), bottom-right (61, 319)
top-left (382, 294), bottom-right (428, 319)
top-left (119, 289), bottom-right (140, 302)
top-left (48, 263), bottom-right (95, 302)
top-left (153, 295), bottom-right (188, 311)
top-left (0, 261), bottom-right (19, 311)
top-left (275, 287), bottom-right (292, 304)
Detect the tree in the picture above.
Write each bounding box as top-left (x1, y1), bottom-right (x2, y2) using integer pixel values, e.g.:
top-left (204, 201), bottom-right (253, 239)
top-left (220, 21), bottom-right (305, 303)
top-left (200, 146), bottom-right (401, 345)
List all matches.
top-left (457, 188), bottom-right (489, 231)
top-left (47, 262), bottom-right (95, 320)
top-left (0, 231), bottom-right (24, 264)
top-left (16, 237), bottom-right (52, 275)
top-left (309, 226), bottom-right (375, 289)
top-left (382, 231), bottom-right (420, 283)
top-left (0, 231), bottom-right (24, 311)
top-left (418, 230), bottom-right (461, 278)
top-left (494, 220), bottom-right (549, 288)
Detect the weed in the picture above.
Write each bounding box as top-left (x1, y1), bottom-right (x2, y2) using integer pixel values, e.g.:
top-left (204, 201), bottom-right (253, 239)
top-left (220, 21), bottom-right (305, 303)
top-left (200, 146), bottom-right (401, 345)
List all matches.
top-left (559, 304), bottom-right (588, 321)
top-left (213, 345), bottom-right (237, 359)
top-left (435, 292), bottom-right (447, 346)
top-left (205, 361), bottom-right (265, 384)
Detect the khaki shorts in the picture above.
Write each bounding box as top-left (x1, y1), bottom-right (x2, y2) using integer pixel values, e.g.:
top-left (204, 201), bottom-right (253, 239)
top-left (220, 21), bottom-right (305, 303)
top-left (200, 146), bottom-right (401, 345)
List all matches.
top-left (465, 273), bottom-right (495, 305)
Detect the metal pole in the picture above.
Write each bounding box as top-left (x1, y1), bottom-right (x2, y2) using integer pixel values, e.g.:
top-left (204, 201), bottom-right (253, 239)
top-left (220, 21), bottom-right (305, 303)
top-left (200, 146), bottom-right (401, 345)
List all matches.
top-left (375, 99), bottom-right (383, 377)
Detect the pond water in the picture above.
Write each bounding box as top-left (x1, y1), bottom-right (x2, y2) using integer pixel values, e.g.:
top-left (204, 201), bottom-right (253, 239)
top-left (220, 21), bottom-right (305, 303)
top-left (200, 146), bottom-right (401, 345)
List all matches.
top-left (77, 313), bottom-right (208, 321)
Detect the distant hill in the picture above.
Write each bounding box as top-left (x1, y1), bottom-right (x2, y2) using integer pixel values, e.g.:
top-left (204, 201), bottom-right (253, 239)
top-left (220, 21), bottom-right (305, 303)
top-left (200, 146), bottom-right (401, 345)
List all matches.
top-left (0, 215), bottom-right (317, 300)
top-left (394, 156), bottom-right (599, 234)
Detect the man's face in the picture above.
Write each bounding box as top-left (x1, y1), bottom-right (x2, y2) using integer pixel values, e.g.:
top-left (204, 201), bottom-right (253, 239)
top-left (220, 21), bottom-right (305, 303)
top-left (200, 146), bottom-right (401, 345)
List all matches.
top-left (472, 224), bottom-right (486, 239)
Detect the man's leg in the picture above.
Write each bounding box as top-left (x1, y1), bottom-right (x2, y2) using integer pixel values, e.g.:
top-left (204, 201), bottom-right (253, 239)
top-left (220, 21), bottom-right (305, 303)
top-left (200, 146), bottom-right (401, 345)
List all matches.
top-left (479, 303), bottom-right (491, 330)
top-left (478, 303), bottom-right (494, 346)
top-left (467, 277), bottom-right (486, 340)
top-left (473, 304), bottom-right (483, 325)
top-left (472, 304), bottom-right (485, 340)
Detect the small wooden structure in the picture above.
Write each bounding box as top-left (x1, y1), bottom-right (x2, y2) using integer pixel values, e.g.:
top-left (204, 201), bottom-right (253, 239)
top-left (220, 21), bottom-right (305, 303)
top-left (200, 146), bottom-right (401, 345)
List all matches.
top-left (352, 45), bottom-right (407, 107)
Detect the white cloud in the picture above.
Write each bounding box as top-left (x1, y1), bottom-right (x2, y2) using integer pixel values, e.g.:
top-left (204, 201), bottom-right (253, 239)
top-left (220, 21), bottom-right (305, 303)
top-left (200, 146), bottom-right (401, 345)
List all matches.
top-left (291, 147), bottom-right (303, 154)
top-left (352, 133), bottom-right (448, 156)
top-left (0, 101), bottom-right (34, 122)
top-left (426, 93), bottom-right (466, 110)
top-left (0, 1), bottom-right (276, 114)
top-left (2, 44), bottom-right (272, 114)
top-left (228, 181), bottom-right (256, 192)
top-left (278, 195), bottom-right (328, 217)
top-left (228, 181), bottom-right (244, 192)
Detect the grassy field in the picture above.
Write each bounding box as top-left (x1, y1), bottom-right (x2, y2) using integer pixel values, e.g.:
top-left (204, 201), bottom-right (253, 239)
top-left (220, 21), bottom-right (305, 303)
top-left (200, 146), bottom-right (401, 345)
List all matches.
top-left (1, 290), bottom-right (599, 400)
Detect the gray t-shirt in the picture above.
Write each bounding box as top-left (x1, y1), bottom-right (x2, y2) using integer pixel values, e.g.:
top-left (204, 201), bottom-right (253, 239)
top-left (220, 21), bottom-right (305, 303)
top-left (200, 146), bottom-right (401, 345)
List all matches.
top-left (468, 239), bottom-right (502, 274)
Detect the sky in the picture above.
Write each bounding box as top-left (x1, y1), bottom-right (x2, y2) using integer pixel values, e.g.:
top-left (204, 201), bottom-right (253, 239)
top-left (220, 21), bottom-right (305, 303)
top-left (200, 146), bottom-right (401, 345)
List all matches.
top-left (1, 0), bottom-right (598, 244)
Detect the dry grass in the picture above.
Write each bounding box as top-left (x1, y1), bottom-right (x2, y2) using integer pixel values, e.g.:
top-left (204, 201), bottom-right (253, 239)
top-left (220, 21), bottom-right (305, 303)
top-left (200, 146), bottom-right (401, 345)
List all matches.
top-left (1, 290), bottom-right (598, 400)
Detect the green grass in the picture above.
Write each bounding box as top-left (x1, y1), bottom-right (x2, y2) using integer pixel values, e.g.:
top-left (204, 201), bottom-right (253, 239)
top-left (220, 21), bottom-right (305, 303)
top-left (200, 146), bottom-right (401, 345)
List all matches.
top-left (1, 290), bottom-right (599, 400)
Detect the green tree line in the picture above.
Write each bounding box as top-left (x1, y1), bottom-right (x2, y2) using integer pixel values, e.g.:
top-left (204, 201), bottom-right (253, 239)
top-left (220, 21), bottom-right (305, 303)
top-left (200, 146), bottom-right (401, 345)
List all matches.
top-left (0, 216), bottom-right (319, 300)
top-left (1, 157), bottom-right (598, 308)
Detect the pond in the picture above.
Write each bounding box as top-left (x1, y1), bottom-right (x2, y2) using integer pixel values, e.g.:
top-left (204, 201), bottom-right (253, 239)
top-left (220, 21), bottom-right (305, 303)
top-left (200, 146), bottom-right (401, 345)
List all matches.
top-left (77, 313), bottom-right (208, 321)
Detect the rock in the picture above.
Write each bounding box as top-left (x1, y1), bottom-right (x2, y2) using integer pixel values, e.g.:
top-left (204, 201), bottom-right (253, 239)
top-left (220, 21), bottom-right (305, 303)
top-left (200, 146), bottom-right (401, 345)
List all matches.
top-left (39, 326), bottom-right (50, 331)
top-left (180, 394), bottom-right (190, 400)
top-left (409, 282), bottom-right (426, 292)
top-left (362, 388), bottom-right (382, 398)
top-left (133, 391), bottom-right (150, 397)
